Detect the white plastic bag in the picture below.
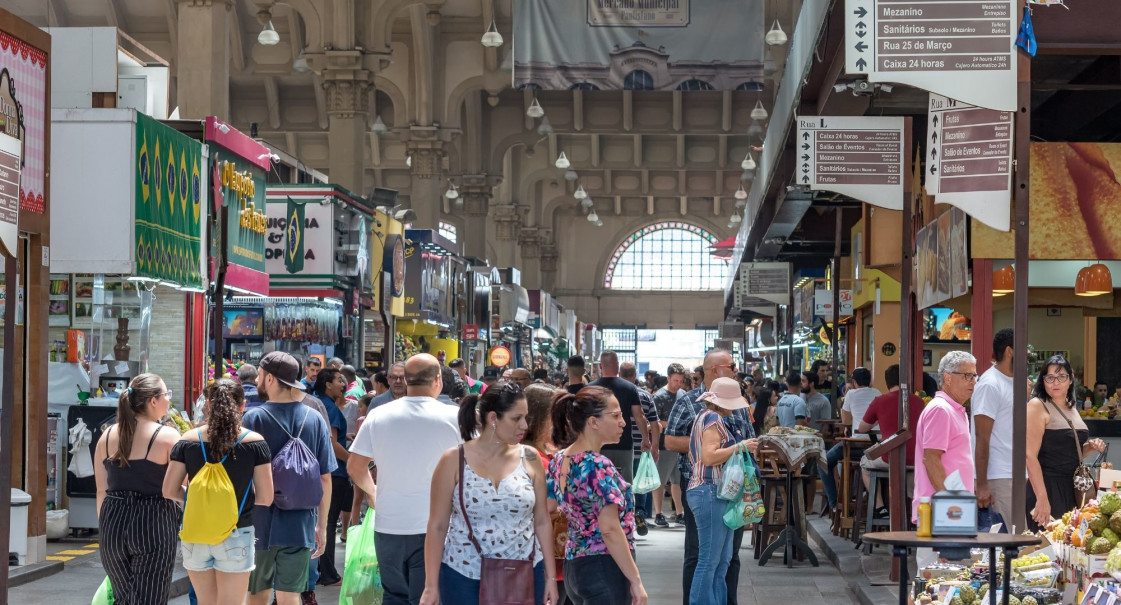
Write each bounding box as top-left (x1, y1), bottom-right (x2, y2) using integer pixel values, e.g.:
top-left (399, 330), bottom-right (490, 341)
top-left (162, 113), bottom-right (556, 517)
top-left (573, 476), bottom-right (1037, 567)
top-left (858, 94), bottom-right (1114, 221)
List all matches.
top-left (718, 444), bottom-right (746, 501)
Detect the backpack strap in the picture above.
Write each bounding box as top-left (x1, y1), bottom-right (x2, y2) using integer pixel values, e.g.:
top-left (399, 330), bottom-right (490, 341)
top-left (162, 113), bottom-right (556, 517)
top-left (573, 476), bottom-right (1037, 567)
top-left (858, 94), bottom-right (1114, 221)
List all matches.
top-left (197, 428), bottom-right (208, 463)
top-left (293, 406), bottom-right (311, 440)
top-left (258, 406), bottom-right (296, 440)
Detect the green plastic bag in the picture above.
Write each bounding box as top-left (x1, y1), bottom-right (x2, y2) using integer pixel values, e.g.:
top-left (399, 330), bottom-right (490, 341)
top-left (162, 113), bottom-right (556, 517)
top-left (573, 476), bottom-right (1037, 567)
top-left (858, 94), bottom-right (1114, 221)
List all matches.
top-left (340, 511), bottom-right (383, 605)
top-left (723, 452), bottom-right (765, 530)
top-left (632, 451), bottom-right (661, 494)
top-left (91, 576), bottom-right (114, 605)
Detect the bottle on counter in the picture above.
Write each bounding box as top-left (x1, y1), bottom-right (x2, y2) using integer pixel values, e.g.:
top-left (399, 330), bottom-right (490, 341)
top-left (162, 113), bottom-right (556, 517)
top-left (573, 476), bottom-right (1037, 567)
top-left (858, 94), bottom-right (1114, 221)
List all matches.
top-left (917, 497), bottom-right (933, 537)
top-left (1085, 397), bottom-right (1094, 411)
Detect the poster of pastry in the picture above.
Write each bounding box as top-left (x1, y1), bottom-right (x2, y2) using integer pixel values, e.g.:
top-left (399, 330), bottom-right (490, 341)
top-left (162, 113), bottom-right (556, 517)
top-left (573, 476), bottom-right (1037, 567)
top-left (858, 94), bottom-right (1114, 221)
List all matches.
top-left (950, 207), bottom-right (969, 298)
top-left (972, 142), bottom-right (1121, 259)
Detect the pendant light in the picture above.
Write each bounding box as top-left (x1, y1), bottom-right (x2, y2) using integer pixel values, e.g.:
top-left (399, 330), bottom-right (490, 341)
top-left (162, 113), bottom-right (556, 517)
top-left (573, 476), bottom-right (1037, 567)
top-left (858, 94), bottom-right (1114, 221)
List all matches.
top-left (741, 153), bottom-right (756, 171)
top-left (734, 184), bottom-right (748, 200)
top-left (574, 185), bottom-right (587, 200)
top-left (444, 183), bottom-right (459, 199)
top-left (1085, 263), bottom-right (1113, 295)
top-left (730, 212), bottom-right (742, 224)
top-left (580, 197), bottom-right (594, 209)
top-left (595, 219), bottom-right (603, 227)
top-left (371, 115), bottom-right (388, 135)
top-left (526, 97), bottom-right (545, 118)
top-left (765, 20), bottom-right (788, 46)
top-left (258, 20), bottom-right (280, 46)
top-left (481, 21), bottom-right (504, 48)
top-left (587, 209), bottom-right (599, 223)
top-left (564, 169), bottom-right (579, 182)
top-left (750, 100), bottom-right (769, 121)
top-left (992, 265), bottom-right (1015, 296)
top-left (1075, 266), bottom-right (1092, 296)
top-left (555, 151), bottom-right (570, 170)
top-left (536, 116), bottom-right (554, 136)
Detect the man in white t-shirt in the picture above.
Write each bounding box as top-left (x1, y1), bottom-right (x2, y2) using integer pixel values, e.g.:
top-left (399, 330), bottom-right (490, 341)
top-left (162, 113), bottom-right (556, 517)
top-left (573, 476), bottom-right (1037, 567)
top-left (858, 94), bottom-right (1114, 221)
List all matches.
top-left (972, 328), bottom-right (1016, 528)
top-left (820, 367), bottom-right (881, 510)
top-left (347, 353), bottom-right (461, 605)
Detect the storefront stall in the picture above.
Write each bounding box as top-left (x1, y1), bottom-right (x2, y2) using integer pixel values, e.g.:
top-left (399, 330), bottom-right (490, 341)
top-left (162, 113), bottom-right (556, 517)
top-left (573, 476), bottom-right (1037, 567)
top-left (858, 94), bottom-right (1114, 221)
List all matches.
top-left (397, 229), bottom-right (459, 363)
top-left (459, 265), bottom-right (494, 377)
top-left (529, 289), bottom-right (565, 371)
top-left (492, 268), bottom-right (532, 369)
top-left (365, 207), bottom-right (406, 372)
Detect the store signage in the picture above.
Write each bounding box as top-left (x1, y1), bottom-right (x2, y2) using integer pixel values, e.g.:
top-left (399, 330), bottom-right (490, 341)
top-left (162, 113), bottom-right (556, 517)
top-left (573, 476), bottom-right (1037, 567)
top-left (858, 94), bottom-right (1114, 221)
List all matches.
top-left (926, 93), bottom-right (1013, 231)
top-left (797, 116), bottom-right (906, 210)
top-left (814, 289), bottom-right (854, 316)
top-left (845, 0), bottom-right (1017, 111)
top-left (0, 68), bottom-right (22, 257)
top-left (737, 262), bottom-right (791, 307)
top-left (882, 342), bottom-right (896, 356)
top-left (401, 240), bottom-right (451, 324)
top-left (265, 199), bottom-right (329, 275)
top-left (219, 152), bottom-right (268, 274)
top-left (463, 324), bottom-right (479, 341)
top-left (134, 113), bottom-right (205, 288)
top-left (489, 345), bottom-right (512, 368)
top-left (383, 234), bottom-right (405, 297)
top-left (0, 32), bottom-right (46, 217)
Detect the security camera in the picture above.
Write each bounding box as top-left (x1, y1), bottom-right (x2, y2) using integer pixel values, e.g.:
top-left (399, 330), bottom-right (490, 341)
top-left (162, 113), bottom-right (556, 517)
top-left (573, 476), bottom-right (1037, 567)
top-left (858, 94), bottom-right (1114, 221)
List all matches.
top-left (852, 80), bottom-right (874, 95)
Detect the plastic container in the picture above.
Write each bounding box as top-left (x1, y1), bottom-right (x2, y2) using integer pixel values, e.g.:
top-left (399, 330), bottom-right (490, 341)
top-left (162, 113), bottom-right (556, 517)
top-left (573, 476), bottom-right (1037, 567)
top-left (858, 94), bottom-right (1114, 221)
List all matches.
top-left (917, 497), bottom-right (933, 537)
top-left (9, 488), bottom-right (31, 565)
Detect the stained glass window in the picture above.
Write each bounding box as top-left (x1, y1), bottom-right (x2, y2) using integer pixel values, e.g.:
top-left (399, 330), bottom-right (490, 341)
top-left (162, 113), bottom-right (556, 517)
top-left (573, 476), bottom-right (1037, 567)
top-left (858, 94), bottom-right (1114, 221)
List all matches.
top-left (438, 221), bottom-right (457, 244)
top-left (603, 222), bottom-right (724, 291)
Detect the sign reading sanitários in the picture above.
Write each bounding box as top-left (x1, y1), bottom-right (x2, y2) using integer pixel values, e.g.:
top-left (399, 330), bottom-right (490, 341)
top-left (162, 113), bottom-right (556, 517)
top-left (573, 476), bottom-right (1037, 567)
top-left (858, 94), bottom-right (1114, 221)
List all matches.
top-left (927, 93), bottom-right (1013, 231)
top-left (845, 0), bottom-right (1017, 111)
top-left (797, 116), bottom-right (906, 210)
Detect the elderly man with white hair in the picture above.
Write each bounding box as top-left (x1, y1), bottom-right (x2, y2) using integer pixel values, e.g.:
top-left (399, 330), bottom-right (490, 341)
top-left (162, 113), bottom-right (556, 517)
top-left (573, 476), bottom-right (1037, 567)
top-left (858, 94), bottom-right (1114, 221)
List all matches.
top-left (912, 350), bottom-right (979, 524)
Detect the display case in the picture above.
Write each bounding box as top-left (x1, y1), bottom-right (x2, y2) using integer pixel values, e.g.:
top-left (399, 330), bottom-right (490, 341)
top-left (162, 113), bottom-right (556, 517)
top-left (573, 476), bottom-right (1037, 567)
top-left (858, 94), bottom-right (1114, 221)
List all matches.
top-left (48, 275), bottom-right (70, 326)
top-left (71, 274), bottom-right (142, 329)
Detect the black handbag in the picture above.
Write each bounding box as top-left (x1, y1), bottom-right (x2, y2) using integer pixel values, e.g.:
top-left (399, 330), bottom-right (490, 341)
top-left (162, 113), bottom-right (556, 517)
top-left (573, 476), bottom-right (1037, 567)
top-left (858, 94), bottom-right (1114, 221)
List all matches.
top-left (1044, 399), bottom-right (1097, 507)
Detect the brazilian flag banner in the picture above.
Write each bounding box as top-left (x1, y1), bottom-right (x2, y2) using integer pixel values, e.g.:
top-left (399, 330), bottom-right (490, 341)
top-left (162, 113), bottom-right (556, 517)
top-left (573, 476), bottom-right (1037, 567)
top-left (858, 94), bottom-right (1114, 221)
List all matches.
top-left (285, 196), bottom-right (304, 274)
top-left (134, 113), bottom-right (204, 288)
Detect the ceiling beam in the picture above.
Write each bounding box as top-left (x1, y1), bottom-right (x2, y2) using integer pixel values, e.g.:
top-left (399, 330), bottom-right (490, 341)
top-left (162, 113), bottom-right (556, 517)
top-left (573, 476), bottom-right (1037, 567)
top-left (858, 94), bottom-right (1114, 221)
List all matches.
top-left (672, 91), bottom-right (682, 131)
top-left (676, 135), bottom-right (685, 168)
top-left (721, 91), bottom-right (732, 132)
top-left (312, 74), bottom-right (329, 130)
top-left (263, 76), bottom-right (281, 129)
top-left (47, 0), bottom-right (69, 28)
top-left (633, 135), bottom-right (642, 168)
top-left (285, 132), bottom-right (299, 158)
top-left (287, 10), bottom-right (304, 61)
top-left (622, 90), bottom-right (633, 131)
top-left (230, 5), bottom-right (247, 73)
top-left (573, 90), bottom-right (584, 131)
top-left (105, 0), bottom-right (124, 29)
top-left (164, 0), bottom-right (178, 58)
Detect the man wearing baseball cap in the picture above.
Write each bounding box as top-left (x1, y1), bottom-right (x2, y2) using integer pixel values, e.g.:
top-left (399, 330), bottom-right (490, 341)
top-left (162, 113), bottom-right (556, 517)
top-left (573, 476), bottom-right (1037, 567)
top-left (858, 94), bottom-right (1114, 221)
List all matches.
top-left (243, 352), bottom-right (337, 605)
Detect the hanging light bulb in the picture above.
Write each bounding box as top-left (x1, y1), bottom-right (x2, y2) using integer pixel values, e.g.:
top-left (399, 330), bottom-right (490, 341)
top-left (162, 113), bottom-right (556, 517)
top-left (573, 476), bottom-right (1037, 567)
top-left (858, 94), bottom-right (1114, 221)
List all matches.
top-left (595, 219), bottom-right (603, 227)
top-left (750, 100), bottom-right (769, 121)
top-left (371, 115), bottom-right (388, 135)
top-left (727, 220), bottom-right (736, 229)
top-left (565, 169), bottom-right (579, 182)
top-left (444, 182), bottom-right (459, 199)
top-left (587, 209), bottom-right (599, 222)
top-left (734, 185), bottom-right (748, 200)
top-left (765, 20), bottom-right (788, 46)
top-left (555, 151), bottom-right (570, 170)
top-left (536, 116), bottom-right (553, 136)
top-left (481, 20), bottom-right (504, 48)
top-left (406, 154), bottom-right (412, 168)
top-left (526, 97), bottom-right (545, 119)
top-left (580, 198), bottom-right (594, 209)
top-left (741, 153), bottom-right (756, 171)
top-left (730, 212), bottom-right (742, 224)
top-left (258, 20), bottom-right (280, 46)
top-left (574, 185), bottom-right (587, 200)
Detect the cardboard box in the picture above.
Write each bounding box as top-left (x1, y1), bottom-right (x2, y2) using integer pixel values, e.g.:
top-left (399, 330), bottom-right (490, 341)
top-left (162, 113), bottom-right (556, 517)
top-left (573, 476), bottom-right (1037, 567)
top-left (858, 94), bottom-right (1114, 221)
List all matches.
top-left (66, 329), bottom-right (85, 363)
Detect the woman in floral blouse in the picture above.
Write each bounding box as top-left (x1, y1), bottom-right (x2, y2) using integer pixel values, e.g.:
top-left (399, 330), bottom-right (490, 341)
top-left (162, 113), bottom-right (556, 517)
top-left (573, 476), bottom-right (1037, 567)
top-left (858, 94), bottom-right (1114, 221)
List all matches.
top-left (547, 386), bottom-right (648, 605)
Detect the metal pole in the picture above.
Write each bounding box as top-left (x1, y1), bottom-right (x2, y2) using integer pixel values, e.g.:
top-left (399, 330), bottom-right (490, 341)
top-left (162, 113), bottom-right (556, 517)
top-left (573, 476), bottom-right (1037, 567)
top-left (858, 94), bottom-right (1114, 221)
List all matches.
top-left (832, 207), bottom-right (843, 411)
top-left (1011, 7), bottom-right (1031, 533)
top-left (890, 121), bottom-right (914, 584)
top-left (212, 205), bottom-right (228, 380)
top-left (0, 253), bottom-right (18, 597)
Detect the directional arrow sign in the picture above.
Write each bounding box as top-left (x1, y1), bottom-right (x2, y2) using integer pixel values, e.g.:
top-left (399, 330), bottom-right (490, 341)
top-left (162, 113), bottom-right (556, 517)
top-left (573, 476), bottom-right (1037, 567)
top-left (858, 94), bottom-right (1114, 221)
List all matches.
top-left (802, 143), bottom-right (811, 150)
top-left (926, 92), bottom-right (1013, 230)
top-left (797, 115), bottom-right (907, 210)
top-left (845, 0), bottom-right (1017, 110)
top-left (802, 154), bottom-right (811, 161)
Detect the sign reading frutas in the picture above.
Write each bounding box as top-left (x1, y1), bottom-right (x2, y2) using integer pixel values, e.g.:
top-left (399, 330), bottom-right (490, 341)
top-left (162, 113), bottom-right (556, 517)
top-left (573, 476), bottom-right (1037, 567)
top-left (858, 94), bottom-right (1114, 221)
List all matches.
top-left (926, 93), bottom-right (1013, 231)
top-left (797, 116), bottom-right (907, 210)
top-left (846, 0), bottom-right (1017, 111)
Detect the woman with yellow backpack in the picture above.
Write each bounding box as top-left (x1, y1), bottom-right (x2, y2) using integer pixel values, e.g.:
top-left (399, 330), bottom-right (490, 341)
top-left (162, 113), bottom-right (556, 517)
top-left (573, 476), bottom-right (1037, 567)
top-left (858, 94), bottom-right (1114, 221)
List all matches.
top-left (163, 378), bottom-right (275, 605)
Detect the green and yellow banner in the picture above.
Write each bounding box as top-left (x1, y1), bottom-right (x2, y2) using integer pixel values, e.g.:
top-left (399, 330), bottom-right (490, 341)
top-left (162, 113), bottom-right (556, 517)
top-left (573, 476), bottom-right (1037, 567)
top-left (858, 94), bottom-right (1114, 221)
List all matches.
top-left (134, 113), bottom-right (204, 288)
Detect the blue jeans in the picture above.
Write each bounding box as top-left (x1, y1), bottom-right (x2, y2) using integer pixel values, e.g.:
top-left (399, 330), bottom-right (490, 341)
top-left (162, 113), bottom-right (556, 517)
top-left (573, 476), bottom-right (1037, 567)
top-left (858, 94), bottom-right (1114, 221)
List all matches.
top-left (563, 554), bottom-right (632, 604)
top-left (819, 442), bottom-right (845, 508)
top-left (438, 561), bottom-right (546, 605)
top-left (687, 484), bottom-right (733, 605)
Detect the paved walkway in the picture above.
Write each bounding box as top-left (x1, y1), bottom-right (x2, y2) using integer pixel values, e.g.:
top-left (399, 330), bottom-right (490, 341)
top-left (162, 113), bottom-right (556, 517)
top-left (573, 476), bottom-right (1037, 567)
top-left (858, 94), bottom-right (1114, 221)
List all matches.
top-left (10, 522), bottom-right (860, 604)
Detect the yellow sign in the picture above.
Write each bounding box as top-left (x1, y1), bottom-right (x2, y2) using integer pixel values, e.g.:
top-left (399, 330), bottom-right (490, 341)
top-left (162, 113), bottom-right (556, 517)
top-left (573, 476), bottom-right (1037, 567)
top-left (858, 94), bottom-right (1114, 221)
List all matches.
top-left (489, 346), bottom-right (512, 368)
top-left (239, 203), bottom-right (267, 235)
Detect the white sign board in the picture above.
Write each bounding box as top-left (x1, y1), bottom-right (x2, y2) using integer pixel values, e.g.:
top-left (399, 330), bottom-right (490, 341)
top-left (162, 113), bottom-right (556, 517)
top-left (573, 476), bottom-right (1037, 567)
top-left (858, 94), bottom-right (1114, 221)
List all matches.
top-left (815, 289), bottom-right (854, 316)
top-left (846, 0), bottom-right (1018, 111)
top-left (265, 200), bottom-right (333, 276)
top-left (0, 132), bottom-right (21, 257)
top-left (927, 93), bottom-right (1013, 231)
top-left (738, 262), bottom-right (791, 306)
top-left (797, 116), bottom-right (906, 210)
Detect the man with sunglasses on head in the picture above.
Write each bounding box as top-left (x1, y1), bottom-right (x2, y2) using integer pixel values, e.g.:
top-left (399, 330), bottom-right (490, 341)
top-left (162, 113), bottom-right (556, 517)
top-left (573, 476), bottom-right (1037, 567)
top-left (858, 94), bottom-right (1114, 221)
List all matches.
top-left (664, 348), bottom-right (755, 605)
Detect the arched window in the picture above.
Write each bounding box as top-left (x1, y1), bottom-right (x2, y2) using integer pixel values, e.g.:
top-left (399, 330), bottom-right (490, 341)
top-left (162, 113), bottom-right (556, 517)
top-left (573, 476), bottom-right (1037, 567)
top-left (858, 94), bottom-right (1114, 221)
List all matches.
top-left (438, 221), bottom-right (458, 244)
top-left (569, 82), bottom-right (600, 91)
top-left (623, 70), bottom-right (654, 91)
top-left (676, 79), bottom-right (714, 91)
top-left (604, 222), bottom-right (726, 291)
top-left (735, 81), bottom-right (765, 92)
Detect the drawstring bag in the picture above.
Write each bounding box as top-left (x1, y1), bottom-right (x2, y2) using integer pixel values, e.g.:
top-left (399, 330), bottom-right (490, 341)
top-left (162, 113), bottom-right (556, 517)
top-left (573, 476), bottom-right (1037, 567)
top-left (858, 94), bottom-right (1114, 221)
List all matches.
top-left (718, 443), bottom-right (747, 501)
top-left (723, 451), bottom-right (765, 529)
top-left (633, 451), bottom-right (661, 494)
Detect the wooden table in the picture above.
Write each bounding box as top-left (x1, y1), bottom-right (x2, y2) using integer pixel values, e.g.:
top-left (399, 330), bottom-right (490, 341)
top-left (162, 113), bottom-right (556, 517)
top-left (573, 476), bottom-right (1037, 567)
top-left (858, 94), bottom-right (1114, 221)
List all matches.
top-left (860, 532), bottom-right (1040, 605)
top-left (756, 434), bottom-right (825, 568)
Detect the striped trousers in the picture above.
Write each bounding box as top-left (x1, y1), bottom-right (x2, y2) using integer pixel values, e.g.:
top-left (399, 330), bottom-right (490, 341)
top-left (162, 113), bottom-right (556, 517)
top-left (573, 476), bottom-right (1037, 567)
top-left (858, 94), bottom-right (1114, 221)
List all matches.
top-left (99, 492), bottom-right (180, 605)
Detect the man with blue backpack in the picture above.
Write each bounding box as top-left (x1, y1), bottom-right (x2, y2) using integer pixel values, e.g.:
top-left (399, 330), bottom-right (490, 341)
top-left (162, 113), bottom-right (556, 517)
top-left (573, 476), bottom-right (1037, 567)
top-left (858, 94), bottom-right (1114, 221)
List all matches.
top-left (243, 351), bottom-right (337, 605)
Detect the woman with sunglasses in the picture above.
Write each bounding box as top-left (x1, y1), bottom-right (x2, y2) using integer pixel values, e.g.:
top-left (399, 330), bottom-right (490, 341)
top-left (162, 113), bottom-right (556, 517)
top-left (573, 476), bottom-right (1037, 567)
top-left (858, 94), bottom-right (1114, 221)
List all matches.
top-left (1026, 355), bottom-right (1106, 529)
top-left (421, 382), bottom-right (559, 605)
top-left (93, 373), bottom-right (182, 604)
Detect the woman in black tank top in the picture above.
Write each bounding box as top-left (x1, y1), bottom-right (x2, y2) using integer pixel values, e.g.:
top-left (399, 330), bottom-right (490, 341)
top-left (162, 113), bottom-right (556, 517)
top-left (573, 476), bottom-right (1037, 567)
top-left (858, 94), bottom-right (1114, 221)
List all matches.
top-left (93, 373), bottom-right (181, 605)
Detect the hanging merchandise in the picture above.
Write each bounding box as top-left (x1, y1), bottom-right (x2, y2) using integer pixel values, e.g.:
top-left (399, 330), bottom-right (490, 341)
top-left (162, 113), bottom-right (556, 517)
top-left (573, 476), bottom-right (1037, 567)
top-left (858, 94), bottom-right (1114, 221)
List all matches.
top-left (263, 303), bottom-right (340, 346)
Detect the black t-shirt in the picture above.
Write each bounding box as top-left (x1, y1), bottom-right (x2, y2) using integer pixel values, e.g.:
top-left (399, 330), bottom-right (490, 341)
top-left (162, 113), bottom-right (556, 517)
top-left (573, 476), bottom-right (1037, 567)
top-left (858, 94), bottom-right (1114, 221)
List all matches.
top-left (566, 383), bottom-right (585, 395)
top-left (170, 436), bottom-right (272, 528)
top-left (589, 377), bottom-right (639, 452)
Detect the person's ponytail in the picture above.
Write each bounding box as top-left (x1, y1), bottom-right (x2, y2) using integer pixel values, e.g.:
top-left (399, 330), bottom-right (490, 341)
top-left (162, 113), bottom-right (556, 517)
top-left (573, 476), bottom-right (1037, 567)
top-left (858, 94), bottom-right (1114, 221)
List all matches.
top-left (113, 373), bottom-right (164, 467)
top-left (205, 378), bottom-right (245, 458)
top-left (459, 394), bottom-right (482, 442)
top-left (550, 391), bottom-right (576, 448)
top-left (551, 386), bottom-right (612, 448)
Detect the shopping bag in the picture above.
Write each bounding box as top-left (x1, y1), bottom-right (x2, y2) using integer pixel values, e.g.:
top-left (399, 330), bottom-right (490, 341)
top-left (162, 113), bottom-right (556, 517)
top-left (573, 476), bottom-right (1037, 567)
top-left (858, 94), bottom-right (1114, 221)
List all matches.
top-left (717, 444), bottom-right (746, 501)
top-left (340, 511), bottom-right (382, 605)
top-left (633, 451), bottom-right (661, 494)
top-left (724, 453), bottom-right (765, 529)
top-left (91, 576), bottom-right (114, 605)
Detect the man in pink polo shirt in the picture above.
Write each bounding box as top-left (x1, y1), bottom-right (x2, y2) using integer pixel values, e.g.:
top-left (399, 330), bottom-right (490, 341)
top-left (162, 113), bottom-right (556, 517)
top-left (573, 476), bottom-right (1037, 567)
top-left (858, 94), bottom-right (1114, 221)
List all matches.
top-left (913, 350), bottom-right (979, 523)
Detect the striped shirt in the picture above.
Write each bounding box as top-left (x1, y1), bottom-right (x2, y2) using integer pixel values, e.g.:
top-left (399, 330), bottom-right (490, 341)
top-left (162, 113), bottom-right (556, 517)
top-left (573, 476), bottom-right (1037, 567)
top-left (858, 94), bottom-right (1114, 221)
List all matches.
top-left (687, 410), bottom-right (735, 490)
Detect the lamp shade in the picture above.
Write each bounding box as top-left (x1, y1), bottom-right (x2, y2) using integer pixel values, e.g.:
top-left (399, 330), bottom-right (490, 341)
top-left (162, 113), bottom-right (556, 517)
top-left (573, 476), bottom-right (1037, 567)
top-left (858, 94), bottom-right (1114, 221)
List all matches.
top-left (992, 265), bottom-right (1015, 295)
top-left (1086, 263), bottom-right (1113, 295)
top-left (1075, 266), bottom-right (1092, 296)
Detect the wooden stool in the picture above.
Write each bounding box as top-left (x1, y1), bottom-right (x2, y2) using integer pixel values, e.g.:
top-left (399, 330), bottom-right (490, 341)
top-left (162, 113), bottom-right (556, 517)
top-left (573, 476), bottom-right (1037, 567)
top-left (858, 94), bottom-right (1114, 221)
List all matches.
top-left (754, 472), bottom-right (788, 560)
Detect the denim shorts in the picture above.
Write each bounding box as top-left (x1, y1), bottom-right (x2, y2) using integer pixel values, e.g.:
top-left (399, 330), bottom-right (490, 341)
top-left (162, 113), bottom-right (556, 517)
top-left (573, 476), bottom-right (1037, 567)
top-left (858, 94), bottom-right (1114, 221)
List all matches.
top-left (181, 526), bottom-right (256, 574)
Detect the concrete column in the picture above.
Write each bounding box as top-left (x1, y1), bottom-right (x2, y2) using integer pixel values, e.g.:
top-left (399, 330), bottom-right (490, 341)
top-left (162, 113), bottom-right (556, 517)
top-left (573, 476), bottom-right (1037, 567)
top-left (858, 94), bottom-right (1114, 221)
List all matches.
top-left (492, 203), bottom-right (521, 268)
top-left (460, 174), bottom-right (498, 261)
top-left (176, 0), bottom-right (232, 119)
top-left (406, 129), bottom-right (445, 230)
top-left (540, 242), bottom-right (558, 292)
top-left (518, 227), bottom-right (541, 289)
top-left (322, 67), bottom-right (371, 193)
